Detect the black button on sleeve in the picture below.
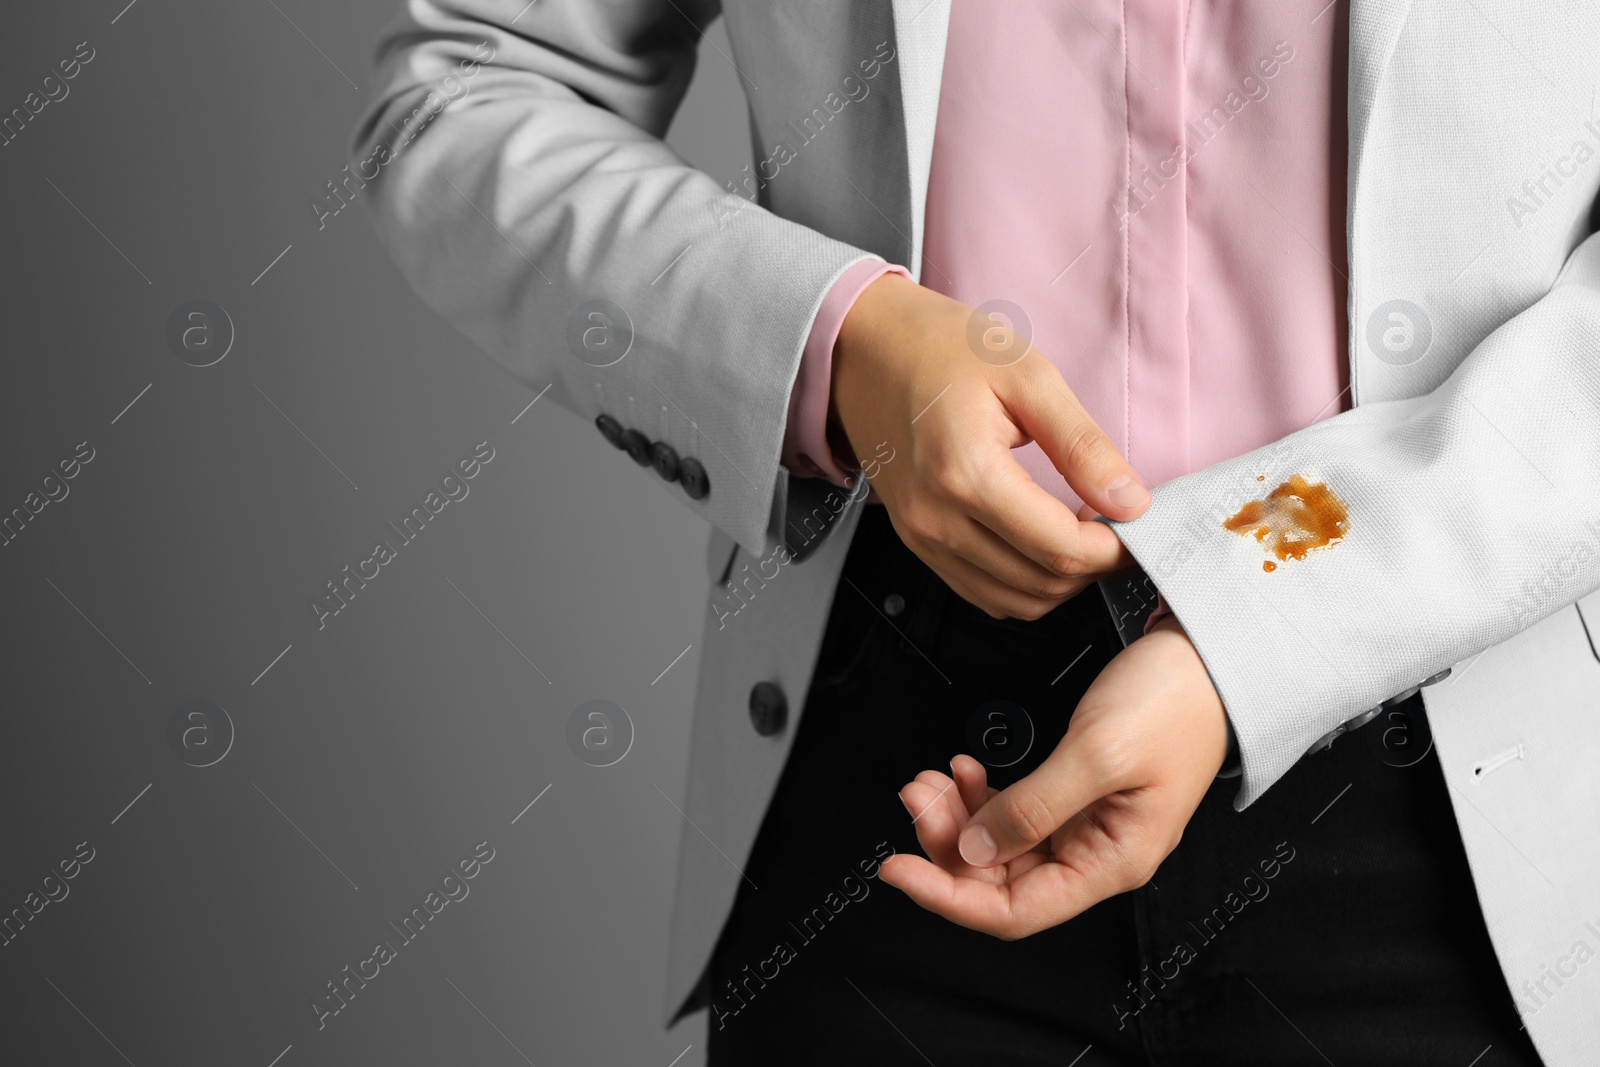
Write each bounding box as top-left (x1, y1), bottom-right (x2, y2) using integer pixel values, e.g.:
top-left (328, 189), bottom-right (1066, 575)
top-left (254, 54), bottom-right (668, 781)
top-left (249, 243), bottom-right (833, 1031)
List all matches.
top-left (595, 414), bottom-right (626, 449)
top-left (622, 429), bottom-right (652, 466)
top-left (679, 457), bottom-right (710, 500)
top-left (651, 442), bottom-right (681, 482)
top-left (747, 682), bottom-right (787, 737)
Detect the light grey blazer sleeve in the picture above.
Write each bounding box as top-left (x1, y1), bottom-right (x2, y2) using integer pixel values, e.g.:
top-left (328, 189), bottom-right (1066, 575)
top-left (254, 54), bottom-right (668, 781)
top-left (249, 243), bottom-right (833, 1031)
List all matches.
top-left (1113, 234), bottom-right (1600, 809)
top-left (351, 0), bottom-right (878, 557)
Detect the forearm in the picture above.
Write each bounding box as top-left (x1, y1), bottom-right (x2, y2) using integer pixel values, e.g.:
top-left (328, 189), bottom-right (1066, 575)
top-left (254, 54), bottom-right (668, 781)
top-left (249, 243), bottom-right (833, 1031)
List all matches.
top-left (1114, 233), bottom-right (1600, 807)
top-left (355, 0), bottom-right (878, 556)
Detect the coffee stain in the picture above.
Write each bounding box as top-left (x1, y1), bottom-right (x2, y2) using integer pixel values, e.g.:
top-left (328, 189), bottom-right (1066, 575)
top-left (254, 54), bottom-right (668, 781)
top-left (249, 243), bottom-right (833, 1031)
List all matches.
top-left (1224, 474), bottom-right (1349, 567)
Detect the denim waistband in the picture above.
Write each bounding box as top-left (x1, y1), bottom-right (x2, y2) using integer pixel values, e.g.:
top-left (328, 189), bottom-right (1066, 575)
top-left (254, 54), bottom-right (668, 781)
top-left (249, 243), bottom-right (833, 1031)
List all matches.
top-left (839, 502), bottom-right (1120, 653)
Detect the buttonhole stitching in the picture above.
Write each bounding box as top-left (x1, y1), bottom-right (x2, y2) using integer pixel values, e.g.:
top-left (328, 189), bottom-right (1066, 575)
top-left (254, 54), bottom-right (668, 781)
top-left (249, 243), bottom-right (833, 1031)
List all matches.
top-left (1472, 742), bottom-right (1525, 783)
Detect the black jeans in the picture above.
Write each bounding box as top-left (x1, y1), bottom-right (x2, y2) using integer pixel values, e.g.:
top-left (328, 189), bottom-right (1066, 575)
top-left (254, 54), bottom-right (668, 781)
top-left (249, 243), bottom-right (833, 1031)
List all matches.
top-left (706, 505), bottom-right (1542, 1066)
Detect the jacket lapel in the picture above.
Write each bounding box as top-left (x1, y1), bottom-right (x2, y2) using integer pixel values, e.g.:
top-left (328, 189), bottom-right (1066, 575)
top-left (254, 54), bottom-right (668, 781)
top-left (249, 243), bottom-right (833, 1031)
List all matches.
top-left (1346, 0), bottom-right (1414, 182)
top-left (1345, 0), bottom-right (1415, 405)
top-left (889, 0), bottom-right (951, 283)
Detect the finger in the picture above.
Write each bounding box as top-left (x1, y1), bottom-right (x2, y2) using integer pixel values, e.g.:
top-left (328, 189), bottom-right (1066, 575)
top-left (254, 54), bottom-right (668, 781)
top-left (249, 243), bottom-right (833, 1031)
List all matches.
top-left (992, 357), bottom-right (1152, 521)
top-left (877, 853), bottom-right (1018, 935)
top-left (952, 757), bottom-right (1051, 859)
top-left (968, 458), bottom-right (1132, 579)
top-left (900, 774), bottom-right (958, 827)
top-left (939, 515), bottom-right (1085, 603)
top-left (901, 775), bottom-right (1010, 881)
top-left (915, 768), bottom-right (972, 830)
top-left (899, 777), bottom-right (964, 870)
top-left (956, 737), bottom-right (1117, 869)
top-left (950, 754), bottom-right (991, 814)
top-left (917, 541), bottom-right (1067, 620)
top-left (995, 842), bottom-right (1140, 934)
top-left (878, 850), bottom-right (1102, 939)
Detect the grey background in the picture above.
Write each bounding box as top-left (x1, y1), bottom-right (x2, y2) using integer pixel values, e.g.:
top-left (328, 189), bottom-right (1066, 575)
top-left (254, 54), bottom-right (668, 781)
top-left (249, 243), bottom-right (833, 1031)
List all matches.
top-left (0, 2), bottom-right (752, 1064)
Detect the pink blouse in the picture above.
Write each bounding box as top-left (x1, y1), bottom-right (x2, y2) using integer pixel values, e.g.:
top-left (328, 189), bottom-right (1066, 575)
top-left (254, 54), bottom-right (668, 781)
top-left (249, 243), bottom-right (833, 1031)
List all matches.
top-left (784, 0), bottom-right (1350, 511)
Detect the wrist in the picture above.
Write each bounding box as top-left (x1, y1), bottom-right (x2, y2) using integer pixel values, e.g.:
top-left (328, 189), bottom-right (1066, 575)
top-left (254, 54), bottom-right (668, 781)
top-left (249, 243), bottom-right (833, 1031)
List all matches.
top-left (829, 272), bottom-right (915, 425)
top-left (1143, 616), bottom-right (1230, 774)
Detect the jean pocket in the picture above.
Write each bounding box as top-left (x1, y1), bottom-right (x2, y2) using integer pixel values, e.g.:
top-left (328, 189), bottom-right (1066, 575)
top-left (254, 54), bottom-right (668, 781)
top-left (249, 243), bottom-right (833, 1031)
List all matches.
top-left (808, 602), bottom-right (888, 696)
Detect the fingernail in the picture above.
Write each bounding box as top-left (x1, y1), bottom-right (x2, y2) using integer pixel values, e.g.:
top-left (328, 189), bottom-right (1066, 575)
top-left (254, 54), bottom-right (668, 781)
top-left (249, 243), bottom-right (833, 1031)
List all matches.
top-left (958, 824), bottom-right (998, 867)
top-left (898, 790), bottom-right (915, 819)
top-left (1106, 474), bottom-right (1150, 510)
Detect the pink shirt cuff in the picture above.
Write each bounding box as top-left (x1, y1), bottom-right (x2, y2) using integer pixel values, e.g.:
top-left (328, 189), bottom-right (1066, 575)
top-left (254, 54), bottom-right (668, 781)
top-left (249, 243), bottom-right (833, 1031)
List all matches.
top-left (1143, 593), bottom-right (1175, 635)
top-left (783, 258), bottom-right (912, 485)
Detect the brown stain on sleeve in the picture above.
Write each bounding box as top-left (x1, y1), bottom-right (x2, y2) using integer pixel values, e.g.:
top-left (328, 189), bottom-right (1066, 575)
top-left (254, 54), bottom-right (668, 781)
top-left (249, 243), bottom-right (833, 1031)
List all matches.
top-left (1224, 474), bottom-right (1349, 567)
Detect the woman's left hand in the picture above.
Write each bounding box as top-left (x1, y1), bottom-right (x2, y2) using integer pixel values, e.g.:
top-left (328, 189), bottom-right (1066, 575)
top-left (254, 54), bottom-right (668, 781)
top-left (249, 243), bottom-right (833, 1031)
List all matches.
top-left (879, 615), bottom-right (1228, 939)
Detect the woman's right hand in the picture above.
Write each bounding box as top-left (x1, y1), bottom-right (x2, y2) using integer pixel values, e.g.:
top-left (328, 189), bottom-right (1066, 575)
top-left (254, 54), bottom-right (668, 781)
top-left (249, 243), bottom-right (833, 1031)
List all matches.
top-left (830, 273), bottom-right (1150, 619)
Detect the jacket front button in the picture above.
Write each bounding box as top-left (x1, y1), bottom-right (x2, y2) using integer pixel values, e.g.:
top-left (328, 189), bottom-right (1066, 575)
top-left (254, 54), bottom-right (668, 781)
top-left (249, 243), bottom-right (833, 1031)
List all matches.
top-left (748, 681), bottom-right (787, 737)
top-left (595, 414), bottom-right (626, 449)
top-left (622, 429), bottom-right (652, 466)
top-left (651, 441), bottom-right (681, 482)
top-left (680, 457), bottom-right (710, 500)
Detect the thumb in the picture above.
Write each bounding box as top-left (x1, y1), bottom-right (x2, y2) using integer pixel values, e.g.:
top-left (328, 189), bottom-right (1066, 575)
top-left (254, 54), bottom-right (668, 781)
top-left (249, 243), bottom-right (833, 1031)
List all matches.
top-left (996, 359), bottom-right (1151, 521)
top-left (955, 743), bottom-right (1110, 868)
